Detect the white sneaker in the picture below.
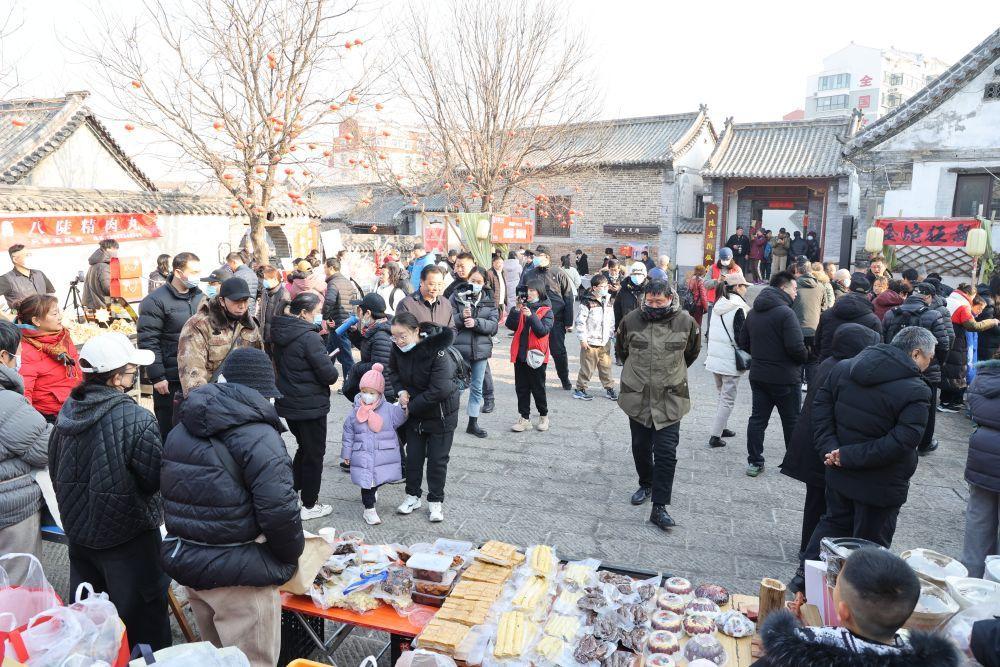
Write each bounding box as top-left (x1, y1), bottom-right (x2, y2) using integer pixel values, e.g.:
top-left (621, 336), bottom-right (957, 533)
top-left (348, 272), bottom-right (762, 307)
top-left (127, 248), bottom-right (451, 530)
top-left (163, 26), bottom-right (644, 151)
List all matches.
top-left (363, 508), bottom-right (382, 525)
top-left (428, 502), bottom-right (444, 523)
top-left (300, 503), bottom-right (333, 520)
top-left (537, 416), bottom-right (550, 431)
top-left (511, 416), bottom-right (533, 432)
top-left (397, 495), bottom-right (422, 515)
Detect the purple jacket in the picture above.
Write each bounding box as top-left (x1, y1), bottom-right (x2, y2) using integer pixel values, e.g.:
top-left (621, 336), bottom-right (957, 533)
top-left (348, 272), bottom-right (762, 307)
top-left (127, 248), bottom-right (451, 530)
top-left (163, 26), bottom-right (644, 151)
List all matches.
top-left (341, 396), bottom-right (406, 489)
top-left (749, 235), bottom-right (767, 260)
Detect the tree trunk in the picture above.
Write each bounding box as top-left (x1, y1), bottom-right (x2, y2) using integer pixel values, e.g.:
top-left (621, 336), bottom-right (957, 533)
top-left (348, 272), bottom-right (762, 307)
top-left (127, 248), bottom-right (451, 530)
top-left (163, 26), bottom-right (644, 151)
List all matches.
top-left (250, 213), bottom-right (271, 266)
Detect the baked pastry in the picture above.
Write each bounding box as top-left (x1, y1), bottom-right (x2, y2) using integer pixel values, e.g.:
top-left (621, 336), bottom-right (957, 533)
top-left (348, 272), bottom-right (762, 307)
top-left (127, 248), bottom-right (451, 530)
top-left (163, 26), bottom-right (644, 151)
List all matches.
top-left (683, 613), bottom-right (717, 636)
top-left (530, 545), bottom-right (556, 578)
top-left (593, 616), bottom-right (622, 643)
top-left (656, 591), bottom-right (687, 614)
top-left (651, 610), bottom-right (683, 633)
top-left (477, 540), bottom-right (519, 567)
top-left (450, 579), bottom-right (504, 602)
top-left (620, 626), bottom-right (649, 653)
top-left (574, 634), bottom-right (613, 663)
top-left (664, 577), bottom-right (693, 596)
top-left (578, 587), bottom-right (609, 611)
top-left (694, 583), bottom-right (730, 607)
top-left (616, 602), bottom-right (648, 626)
top-left (494, 611), bottom-right (535, 659)
top-left (544, 614), bottom-right (580, 641)
top-left (717, 609), bottom-right (756, 638)
top-left (436, 597), bottom-right (493, 626)
top-left (637, 582), bottom-right (657, 602)
top-left (602, 650), bottom-right (640, 667)
top-left (598, 570), bottom-right (634, 595)
top-left (646, 630), bottom-right (680, 655)
top-left (462, 560), bottom-right (513, 585)
top-left (685, 597), bottom-right (721, 617)
top-left (682, 634), bottom-right (728, 665)
top-left (418, 617), bottom-right (470, 655)
top-left (535, 635), bottom-right (565, 661)
top-left (644, 655), bottom-right (676, 667)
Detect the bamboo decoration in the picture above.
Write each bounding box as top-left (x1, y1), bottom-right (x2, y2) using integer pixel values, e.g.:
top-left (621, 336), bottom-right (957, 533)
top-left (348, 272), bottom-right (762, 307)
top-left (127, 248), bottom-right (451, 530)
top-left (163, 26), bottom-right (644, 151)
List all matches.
top-left (758, 578), bottom-right (787, 627)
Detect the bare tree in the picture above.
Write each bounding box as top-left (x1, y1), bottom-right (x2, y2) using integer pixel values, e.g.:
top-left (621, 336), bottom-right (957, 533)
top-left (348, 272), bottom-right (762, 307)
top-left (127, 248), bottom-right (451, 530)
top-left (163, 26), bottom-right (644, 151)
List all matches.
top-left (363, 0), bottom-right (605, 221)
top-left (81, 0), bottom-right (374, 264)
top-left (0, 4), bottom-right (24, 97)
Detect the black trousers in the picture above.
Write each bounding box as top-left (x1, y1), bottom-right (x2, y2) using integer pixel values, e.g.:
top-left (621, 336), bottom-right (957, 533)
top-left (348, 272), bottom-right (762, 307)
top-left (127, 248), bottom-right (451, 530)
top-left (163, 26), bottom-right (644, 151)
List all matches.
top-left (941, 386), bottom-right (965, 406)
top-left (514, 361), bottom-right (548, 418)
top-left (361, 485), bottom-right (380, 509)
top-left (68, 530), bottom-right (171, 651)
top-left (286, 416), bottom-right (328, 508)
top-left (548, 323), bottom-right (570, 385)
top-left (152, 380), bottom-right (182, 441)
top-left (799, 483), bottom-right (827, 559)
top-left (802, 486), bottom-right (900, 563)
top-left (629, 419), bottom-right (680, 506)
top-left (746, 380), bottom-right (801, 466)
top-left (404, 425), bottom-right (454, 502)
top-left (803, 337), bottom-right (819, 386)
top-left (921, 385), bottom-right (937, 449)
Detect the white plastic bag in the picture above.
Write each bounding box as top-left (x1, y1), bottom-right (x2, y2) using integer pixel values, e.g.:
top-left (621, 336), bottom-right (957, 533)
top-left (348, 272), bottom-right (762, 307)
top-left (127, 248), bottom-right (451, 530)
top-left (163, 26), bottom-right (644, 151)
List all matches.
top-left (69, 582), bottom-right (127, 664)
top-left (984, 555), bottom-right (1000, 583)
top-left (396, 649), bottom-right (457, 667)
top-left (128, 641), bottom-right (251, 666)
top-left (0, 552), bottom-right (61, 631)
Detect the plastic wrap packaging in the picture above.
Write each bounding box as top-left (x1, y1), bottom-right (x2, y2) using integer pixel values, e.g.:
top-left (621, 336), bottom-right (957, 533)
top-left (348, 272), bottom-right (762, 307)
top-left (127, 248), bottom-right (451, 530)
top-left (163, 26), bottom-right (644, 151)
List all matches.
top-left (716, 610), bottom-right (755, 638)
top-left (642, 655), bottom-right (676, 667)
top-left (396, 649), bottom-right (459, 667)
top-left (560, 559), bottom-right (601, 591)
top-left (682, 634), bottom-right (728, 665)
top-left (650, 610), bottom-right (683, 633)
top-left (645, 630), bottom-right (680, 655)
top-left (901, 549), bottom-right (968, 586)
top-left (454, 624), bottom-right (495, 665)
top-left (128, 641), bottom-right (250, 666)
top-left (662, 577), bottom-right (693, 597)
top-left (682, 613), bottom-right (717, 636)
top-left (693, 583), bottom-right (730, 607)
top-left (684, 597), bottom-right (721, 619)
top-left (941, 602), bottom-right (1000, 660)
top-left (572, 633), bottom-right (617, 665)
top-left (655, 591), bottom-right (687, 614)
top-left (525, 545), bottom-right (559, 579)
top-left (553, 589), bottom-right (586, 616)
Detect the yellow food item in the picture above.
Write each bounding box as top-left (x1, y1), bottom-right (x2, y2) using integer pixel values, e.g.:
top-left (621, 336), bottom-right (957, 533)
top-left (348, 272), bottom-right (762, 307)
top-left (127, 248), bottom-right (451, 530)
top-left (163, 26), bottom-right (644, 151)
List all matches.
top-left (463, 560), bottom-right (513, 585)
top-left (530, 545), bottom-right (556, 577)
top-left (436, 597), bottom-right (493, 626)
top-left (562, 563), bottom-right (595, 587)
top-left (494, 611), bottom-right (535, 659)
top-left (513, 576), bottom-right (549, 611)
top-left (450, 579), bottom-right (504, 602)
top-left (535, 635), bottom-right (566, 660)
top-left (477, 540), bottom-right (519, 566)
top-left (544, 614), bottom-right (580, 641)
top-left (556, 589), bottom-right (584, 609)
top-left (418, 617), bottom-right (470, 655)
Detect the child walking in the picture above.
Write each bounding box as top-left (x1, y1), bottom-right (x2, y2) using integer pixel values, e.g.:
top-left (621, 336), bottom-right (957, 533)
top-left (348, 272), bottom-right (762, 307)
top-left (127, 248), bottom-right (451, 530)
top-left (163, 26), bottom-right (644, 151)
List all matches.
top-left (341, 363), bottom-right (406, 525)
top-left (573, 273), bottom-right (617, 401)
top-left (505, 279), bottom-right (554, 432)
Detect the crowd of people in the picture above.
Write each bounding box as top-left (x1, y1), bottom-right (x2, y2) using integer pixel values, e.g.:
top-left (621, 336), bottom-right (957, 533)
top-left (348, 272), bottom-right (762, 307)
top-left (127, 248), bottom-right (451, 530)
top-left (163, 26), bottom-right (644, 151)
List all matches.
top-left (3, 232), bottom-right (1000, 664)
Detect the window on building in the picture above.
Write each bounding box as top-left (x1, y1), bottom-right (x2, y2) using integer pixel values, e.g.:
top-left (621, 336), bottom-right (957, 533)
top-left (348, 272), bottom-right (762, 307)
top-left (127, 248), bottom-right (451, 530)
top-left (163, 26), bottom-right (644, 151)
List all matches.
top-left (816, 94), bottom-right (849, 110)
top-left (985, 82), bottom-right (1000, 102)
top-left (953, 174), bottom-right (997, 217)
top-left (886, 94), bottom-right (903, 108)
top-left (695, 194), bottom-right (706, 218)
top-left (818, 73), bottom-right (850, 90)
top-left (888, 73), bottom-right (904, 86)
top-left (534, 195), bottom-right (572, 237)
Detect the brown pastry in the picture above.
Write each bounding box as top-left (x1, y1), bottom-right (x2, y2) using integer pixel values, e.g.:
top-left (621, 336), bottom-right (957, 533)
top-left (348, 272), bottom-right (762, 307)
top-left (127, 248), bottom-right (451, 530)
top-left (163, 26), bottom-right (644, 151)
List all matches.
top-left (683, 634), bottom-right (728, 664)
top-left (578, 588), bottom-right (609, 611)
top-left (656, 591), bottom-right (687, 614)
top-left (593, 616), bottom-right (622, 643)
top-left (617, 603), bottom-right (648, 626)
top-left (574, 634), bottom-right (613, 663)
top-left (602, 650), bottom-right (640, 667)
top-left (651, 610), bottom-right (683, 633)
top-left (637, 582), bottom-right (656, 602)
top-left (436, 598), bottom-right (493, 626)
top-left (417, 618), bottom-right (470, 655)
top-left (664, 577), bottom-right (692, 596)
top-left (462, 560), bottom-right (513, 585)
top-left (450, 579), bottom-right (504, 602)
top-left (381, 568), bottom-right (413, 596)
top-left (694, 583), bottom-right (730, 607)
top-left (620, 626), bottom-right (649, 653)
top-left (646, 630), bottom-right (680, 655)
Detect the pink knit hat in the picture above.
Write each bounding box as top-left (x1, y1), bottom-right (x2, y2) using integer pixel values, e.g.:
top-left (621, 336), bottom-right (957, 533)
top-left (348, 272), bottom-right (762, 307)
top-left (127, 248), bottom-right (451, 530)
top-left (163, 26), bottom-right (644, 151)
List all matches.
top-left (360, 363), bottom-right (386, 394)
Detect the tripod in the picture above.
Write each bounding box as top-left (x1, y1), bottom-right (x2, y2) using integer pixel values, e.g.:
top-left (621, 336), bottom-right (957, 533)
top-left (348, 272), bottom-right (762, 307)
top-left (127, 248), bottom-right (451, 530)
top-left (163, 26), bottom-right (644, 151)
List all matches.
top-left (63, 280), bottom-right (85, 323)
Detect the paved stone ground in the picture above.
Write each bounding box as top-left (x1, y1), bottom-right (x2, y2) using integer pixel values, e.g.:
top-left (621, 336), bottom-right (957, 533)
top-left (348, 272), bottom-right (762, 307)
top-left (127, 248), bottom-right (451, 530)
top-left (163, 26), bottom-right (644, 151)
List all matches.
top-left (39, 324), bottom-right (974, 664)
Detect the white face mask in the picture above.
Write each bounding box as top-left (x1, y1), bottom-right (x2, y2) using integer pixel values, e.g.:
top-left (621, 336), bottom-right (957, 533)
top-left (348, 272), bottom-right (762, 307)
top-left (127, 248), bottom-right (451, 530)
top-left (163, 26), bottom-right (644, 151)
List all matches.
top-left (360, 392), bottom-right (379, 405)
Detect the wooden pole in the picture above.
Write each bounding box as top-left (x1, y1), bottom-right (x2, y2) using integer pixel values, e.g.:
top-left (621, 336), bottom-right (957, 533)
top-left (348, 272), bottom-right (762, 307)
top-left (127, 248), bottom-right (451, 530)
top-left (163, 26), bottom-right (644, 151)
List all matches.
top-left (758, 578), bottom-right (787, 627)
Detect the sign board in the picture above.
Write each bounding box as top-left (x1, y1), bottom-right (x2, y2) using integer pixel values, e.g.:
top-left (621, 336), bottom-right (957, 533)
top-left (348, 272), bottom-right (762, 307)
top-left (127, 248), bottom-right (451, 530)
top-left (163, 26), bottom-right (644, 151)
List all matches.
top-left (423, 221), bottom-right (447, 255)
top-left (703, 203), bottom-right (719, 266)
top-left (767, 201), bottom-right (796, 209)
top-left (321, 229), bottom-right (343, 256)
top-left (875, 217), bottom-right (980, 247)
top-left (0, 212), bottom-right (160, 250)
top-left (491, 215), bottom-right (533, 244)
top-left (602, 224), bottom-right (659, 235)
top-left (857, 95), bottom-right (871, 109)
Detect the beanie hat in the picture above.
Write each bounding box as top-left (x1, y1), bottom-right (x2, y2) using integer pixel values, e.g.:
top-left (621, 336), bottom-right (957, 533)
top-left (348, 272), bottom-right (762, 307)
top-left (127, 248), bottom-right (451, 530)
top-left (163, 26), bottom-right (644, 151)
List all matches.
top-left (849, 272), bottom-right (871, 293)
top-left (360, 362), bottom-right (386, 394)
top-left (218, 348), bottom-right (282, 399)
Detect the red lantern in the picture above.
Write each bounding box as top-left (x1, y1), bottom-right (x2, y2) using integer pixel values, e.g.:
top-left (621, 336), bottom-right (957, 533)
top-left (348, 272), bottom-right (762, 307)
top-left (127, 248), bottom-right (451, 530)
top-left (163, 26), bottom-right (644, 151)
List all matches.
top-left (375, 103), bottom-right (384, 111)
top-left (370, 225), bottom-right (378, 233)
top-left (354, 38), bottom-right (363, 46)
top-left (343, 133), bottom-right (353, 141)
top-left (308, 143), bottom-right (317, 149)
top-left (10, 118), bottom-right (26, 127)
top-left (344, 41), bottom-right (353, 49)
top-left (254, 166), bottom-right (265, 174)
top-left (323, 150), bottom-right (332, 157)
top-left (222, 173), bottom-right (234, 180)
top-left (213, 121), bottom-right (223, 130)
top-left (381, 130), bottom-right (391, 137)
top-left (348, 94), bottom-right (359, 104)
top-left (130, 80), bottom-right (142, 89)
top-left (302, 170), bottom-right (311, 177)
top-left (124, 123), bottom-right (135, 131)
top-left (348, 158), bottom-right (356, 165)
top-left (443, 183), bottom-right (451, 190)
top-left (329, 103), bottom-right (341, 111)
top-left (421, 161), bottom-right (429, 167)
top-left (284, 168), bottom-right (294, 175)
top-left (378, 153), bottom-right (387, 160)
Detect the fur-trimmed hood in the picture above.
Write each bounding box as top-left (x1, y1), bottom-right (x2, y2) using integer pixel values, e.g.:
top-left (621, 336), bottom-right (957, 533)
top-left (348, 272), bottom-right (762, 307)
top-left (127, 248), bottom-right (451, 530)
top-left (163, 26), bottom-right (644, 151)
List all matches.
top-left (758, 611), bottom-right (960, 667)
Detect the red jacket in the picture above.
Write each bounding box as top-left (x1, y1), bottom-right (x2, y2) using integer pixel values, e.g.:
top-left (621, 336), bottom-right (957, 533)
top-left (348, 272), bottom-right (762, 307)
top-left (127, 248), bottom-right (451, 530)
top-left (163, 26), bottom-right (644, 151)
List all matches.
top-left (706, 264), bottom-right (743, 305)
top-left (20, 328), bottom-right (80, 417)
top-left (508, 305), bottom-right (553, 364)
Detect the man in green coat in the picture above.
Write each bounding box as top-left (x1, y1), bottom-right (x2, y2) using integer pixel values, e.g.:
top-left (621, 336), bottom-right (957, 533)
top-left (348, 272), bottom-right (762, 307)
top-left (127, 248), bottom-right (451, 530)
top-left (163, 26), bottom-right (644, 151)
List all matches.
top-left (615, 279), bottom-right (701, 531)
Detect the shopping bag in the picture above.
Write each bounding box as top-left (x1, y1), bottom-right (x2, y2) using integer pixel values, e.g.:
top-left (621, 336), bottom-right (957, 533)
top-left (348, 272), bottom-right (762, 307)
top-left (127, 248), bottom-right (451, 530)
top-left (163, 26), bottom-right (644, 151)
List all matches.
top-left (128, 641), bottom-right (250, 666)
top-left (69, 583), bottom-right (130, 667)
top-left (1, 606), bottom-right (85, 666)
top-left (280, 535), bottom-right (334, 595)
top-left (0, 553), bottom-right (61, 632)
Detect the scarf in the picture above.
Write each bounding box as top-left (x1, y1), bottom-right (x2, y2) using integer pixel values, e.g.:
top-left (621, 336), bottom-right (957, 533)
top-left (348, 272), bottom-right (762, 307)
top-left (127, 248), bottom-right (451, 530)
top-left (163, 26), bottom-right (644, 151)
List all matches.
top-left (355, 395), bottom-right (384, 432)
top-left (20, 327), bottom-right (77, 377)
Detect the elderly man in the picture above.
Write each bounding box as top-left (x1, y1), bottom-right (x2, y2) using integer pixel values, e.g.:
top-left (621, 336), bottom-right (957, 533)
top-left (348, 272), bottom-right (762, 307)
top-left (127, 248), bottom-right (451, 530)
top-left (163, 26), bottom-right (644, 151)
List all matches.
top-left (801, 326), bottom-right (935, 562)
top-left (396, 264), bottom-right (453, 327)
top-left (648, 255), bottom-right (671, 281)
top-left (832, 268), bottom-right (851, 301)
top-left (615, 280), bottom-right (700, 530)
top-left (520, 245), bottom-right (576, 390)
top-left (0, 245), bottom-right (55, 311)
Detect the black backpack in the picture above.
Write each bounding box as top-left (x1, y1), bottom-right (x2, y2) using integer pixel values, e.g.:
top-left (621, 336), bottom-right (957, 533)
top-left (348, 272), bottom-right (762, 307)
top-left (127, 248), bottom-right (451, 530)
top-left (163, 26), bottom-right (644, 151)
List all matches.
top-left (886, 305), bottom-right (927, 343)
top-left (444, 346), bottom-right (472, 391)
top-left (676, 282), bottom-right (697, 314)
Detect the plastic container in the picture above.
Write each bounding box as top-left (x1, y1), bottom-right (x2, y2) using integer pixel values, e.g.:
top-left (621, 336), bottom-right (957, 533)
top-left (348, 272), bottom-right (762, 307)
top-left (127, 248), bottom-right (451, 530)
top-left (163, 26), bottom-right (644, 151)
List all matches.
top-left (412, 590), bottom-right (448, 607)
top-left (413, 569), bottom-right (458, 596)
top-left (820, 537), bottom-right (883, 584)
top-left (340, 530), bottom-right (365, 545)
top-left (904, 580), bottom-right (960, 631)
top-left (901, 548), bottom-right (968, 587)
top-left (433, 538), bottom-right (474, 556)
top-left (944, 576), bottom-right (1000, 610)
top-left (407, 553), bottom-right (453, 582)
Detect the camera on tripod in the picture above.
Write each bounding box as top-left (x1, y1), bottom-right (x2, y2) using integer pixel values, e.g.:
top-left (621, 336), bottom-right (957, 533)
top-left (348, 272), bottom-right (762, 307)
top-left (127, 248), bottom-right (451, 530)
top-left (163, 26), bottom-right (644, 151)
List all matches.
top-left (69, 271), bottom-right (85, 286)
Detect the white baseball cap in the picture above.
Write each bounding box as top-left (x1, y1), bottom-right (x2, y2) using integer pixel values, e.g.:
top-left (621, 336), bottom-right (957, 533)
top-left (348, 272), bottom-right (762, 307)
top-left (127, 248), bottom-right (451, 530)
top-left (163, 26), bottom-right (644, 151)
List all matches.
top-left (79, 332), bottom-right (154, 373)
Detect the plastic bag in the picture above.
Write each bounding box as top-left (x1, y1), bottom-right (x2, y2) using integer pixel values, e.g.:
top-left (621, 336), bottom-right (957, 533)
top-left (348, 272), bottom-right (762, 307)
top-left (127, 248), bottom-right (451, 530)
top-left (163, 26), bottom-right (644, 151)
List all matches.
top-left (3, 606), bottom-right (86, 666)
top-left (68, 582), bottom-right (129, 666)
top-left (128, 641), bottom-right (251, 666)
top-left (396, 649), bottom-right (458, 667)
top-left (942, 601), bottom-right (1000, 660)
top-left (984, 555), bottom-right (1000, 583)
top-left (0, 553), bottom-right (61, 632)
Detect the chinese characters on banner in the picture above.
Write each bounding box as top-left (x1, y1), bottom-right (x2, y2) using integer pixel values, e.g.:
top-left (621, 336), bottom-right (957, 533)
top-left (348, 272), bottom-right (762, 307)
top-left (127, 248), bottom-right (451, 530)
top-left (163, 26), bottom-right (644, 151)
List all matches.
top-left (858, 95), bottom-right (871, 109)
top-left (0, 213), bottom-right (160, 250)
top-left (490, 215), bottom-right (533, 244)
top-left (859, 75), bottom-right (872, 87)
top-left (703, 203), bottom-right (719, 266)
top-left (423, 221), bottom-right (447, 255)
top-left (875, 217), bottom-right (980, 247)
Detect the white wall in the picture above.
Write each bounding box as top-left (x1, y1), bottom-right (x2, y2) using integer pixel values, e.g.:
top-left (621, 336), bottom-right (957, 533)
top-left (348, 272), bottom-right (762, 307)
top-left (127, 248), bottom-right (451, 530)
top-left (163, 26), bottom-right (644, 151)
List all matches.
top-left (675, 233), bottom-right (704, 269)
top-left (19, 126), bottom-right (147, 191)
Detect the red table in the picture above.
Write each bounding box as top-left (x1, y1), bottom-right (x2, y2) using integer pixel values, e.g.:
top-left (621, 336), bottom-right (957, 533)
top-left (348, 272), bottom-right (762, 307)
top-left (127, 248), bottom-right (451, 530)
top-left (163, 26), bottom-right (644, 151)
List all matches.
top-left (281, 592), bottom-right (436, 664)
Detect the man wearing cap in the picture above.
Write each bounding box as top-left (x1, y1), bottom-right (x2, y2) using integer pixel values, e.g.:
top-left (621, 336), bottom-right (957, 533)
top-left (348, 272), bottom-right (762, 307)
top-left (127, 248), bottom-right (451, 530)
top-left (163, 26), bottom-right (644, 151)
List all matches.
top-left (137, 252), bottom-right (203, 438)
top-left (519, 245), bottom-right (576, 390)
top-left (48, 332), bottom-right (171, 650)
top-left (814, 272), bottom-right (881, 362)
top-left (176, 277), bottom-right (263, 397)
top-left (883, 282), bottom-right (953, 455)
top-left (200, 267), bottom-right (228, 300)
top-left (160, 348), bottom-right (303, 667)
top-left (396, 264), bottom-right (454, 328)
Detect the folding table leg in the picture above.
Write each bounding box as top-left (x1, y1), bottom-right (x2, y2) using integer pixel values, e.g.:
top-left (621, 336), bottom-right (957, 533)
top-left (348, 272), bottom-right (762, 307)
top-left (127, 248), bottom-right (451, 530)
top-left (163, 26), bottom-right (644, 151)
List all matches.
top-left (167, 587), bottom-right (197, 642)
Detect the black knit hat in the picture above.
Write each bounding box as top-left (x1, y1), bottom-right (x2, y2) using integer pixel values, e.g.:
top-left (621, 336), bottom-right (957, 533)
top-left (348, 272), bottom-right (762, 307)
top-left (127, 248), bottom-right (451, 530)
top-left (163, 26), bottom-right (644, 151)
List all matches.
top-left (218, 348), bottom-right (282, 399)
top-left (219, 277), bottom-right (251, 300)
top-left (849, 272), bottom-right (871, 293)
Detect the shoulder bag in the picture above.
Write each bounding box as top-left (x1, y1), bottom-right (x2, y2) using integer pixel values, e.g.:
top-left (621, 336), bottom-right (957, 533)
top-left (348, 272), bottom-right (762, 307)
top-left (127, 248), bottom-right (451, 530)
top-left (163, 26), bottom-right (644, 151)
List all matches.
top-left (720, 312), bottom-right (751, 372)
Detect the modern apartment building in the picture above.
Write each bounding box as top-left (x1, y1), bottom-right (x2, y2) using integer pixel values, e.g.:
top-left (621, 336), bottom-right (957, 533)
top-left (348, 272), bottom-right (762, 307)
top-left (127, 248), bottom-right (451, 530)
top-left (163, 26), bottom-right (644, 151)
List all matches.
top-left (327, 116), bottom-right (433, 185)
top-left (804, 43), bottom-right (949, 125)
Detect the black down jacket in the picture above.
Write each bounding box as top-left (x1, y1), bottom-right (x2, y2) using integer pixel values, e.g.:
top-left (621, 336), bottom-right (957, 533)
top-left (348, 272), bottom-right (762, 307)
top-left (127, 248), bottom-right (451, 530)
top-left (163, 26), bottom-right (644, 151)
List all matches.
top-left (967, 360), bottom-right (1000, 493)
top-left (344, 319), bottom-right (400, 402)
top-left (138, 282), bottom-right (205, 384)
top-left (390, 325), bottom-right (460, 434)
top-left (270, 314), bottom-right (339, 421)
top-left (814, 292), bottom-right (881, 361)
top-left (737, 286), bottom-right (808, 385)
top-left (519, 265), bottom-right (575, 327)
top-left (613, 279), bottom-right (645, 328)
top-left (323, 273), bottom-right (358, 326)
top-left (977, 286), bottom-right (1000, 360)
top-left (781, 324), bottom-right (881, 487)
top-left (449, 289), bottom-right (499, 362)
top-left (882, 296), bottom-right (951, 384)
top-left (813, 343), bottom-right (931, 508)
top-left (160, 383), bottom-right (303, 589)
top-left (49, 385), bottom-right (162, 549)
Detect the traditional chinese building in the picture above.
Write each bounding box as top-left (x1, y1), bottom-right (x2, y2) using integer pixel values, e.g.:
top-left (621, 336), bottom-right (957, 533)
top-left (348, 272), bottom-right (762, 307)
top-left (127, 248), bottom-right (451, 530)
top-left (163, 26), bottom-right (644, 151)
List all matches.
top-left (842, 28), bottom-right (1000, 275)
top-left (700, 114), bottom-right (862, 265)
top-left (0, 91), bottom-right (319, 305)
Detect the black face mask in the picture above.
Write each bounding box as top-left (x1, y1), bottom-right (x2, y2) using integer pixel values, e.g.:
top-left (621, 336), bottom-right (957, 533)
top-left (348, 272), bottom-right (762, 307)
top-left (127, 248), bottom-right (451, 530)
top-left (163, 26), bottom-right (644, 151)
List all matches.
top-left (641, 304), bottom-right (670, 321)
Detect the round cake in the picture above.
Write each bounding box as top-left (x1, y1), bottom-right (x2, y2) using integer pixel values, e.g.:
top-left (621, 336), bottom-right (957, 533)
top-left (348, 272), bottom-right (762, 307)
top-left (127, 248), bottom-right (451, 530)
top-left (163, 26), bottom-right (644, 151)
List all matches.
top-left (717, 609), bottom-right (756, 638)
top-left (683, 634), bottom-right (728, 665)
top-left (694, 583), bottom-right (731, 606)
top-left (656, 591), bottom-right (687, 614)
top-left (644, 655), bottom-right (676, 667)
top-left (647, 630), bottom-right (680, 655)
top-left (685, 597), bottom-right (721, 617)
top-left (663, 576), bottom-right (693, 596)
top-left (683, 613), bottom-right (717, 636)
top-left (651, 610), bottom-right (683, 633)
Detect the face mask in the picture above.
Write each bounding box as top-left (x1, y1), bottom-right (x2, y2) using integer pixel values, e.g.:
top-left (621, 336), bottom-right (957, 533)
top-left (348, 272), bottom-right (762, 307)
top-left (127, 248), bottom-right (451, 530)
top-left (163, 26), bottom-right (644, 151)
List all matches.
top-left (597, 288), bottom-right (609, 298)
top-left (263, 279), bottom-right (278, 290)
top-left (641, 304), bottom-right (670, 320)
top-left (119, 372), bottom-right (138, 392)
top-left (205, 285), bottom-right (218, 298)
top-left (176, 272), bottom-right (199, 289)
top-left (630, 275), bottom-right (643, 285)
top-left (360, 392), bottom-right (379, 405)
top-left (531, 257), bottom-right (542, 267)
top-left (471, 283), bottom-right (483, 295)
top-left (312, 314), bottom-right (324, 329)
top-left (528, 297), bottom-right (539, 304)
top-left (397, 341), bottom-right (416, 352)
top-left (720, 259), bottom-right (731, 267)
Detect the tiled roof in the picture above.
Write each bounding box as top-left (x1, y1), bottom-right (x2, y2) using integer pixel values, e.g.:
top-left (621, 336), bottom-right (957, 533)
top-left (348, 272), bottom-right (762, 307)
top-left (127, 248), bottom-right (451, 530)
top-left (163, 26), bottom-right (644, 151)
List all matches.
top-left (676, 218), bottom-right (705, 234)
top-left (324, 189), bottom-right (451, 225)
top-left (845, 28), bottom-right (1000, 155)
top-left (704, 115), bottom-right (859, 179)
top-left (0, 92), bottom-right (157, 190)
top-left (0, 185), bottom-right (318, 218)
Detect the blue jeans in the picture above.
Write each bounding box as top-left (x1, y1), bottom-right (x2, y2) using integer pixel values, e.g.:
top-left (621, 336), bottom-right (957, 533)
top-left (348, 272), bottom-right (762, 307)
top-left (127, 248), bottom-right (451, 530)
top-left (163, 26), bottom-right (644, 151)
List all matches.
top-left (326, 330), bottom-right (355, 377)
top-left (468, 359), bottom-right (488, 417)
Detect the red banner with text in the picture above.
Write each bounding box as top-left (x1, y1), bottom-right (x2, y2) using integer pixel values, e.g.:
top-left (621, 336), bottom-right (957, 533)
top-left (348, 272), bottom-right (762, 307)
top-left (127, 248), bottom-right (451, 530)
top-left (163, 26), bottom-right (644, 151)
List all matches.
top-left (0, 213), bottom-right (160, 250)
top-left (875, 217), bottom-right (980, 247)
